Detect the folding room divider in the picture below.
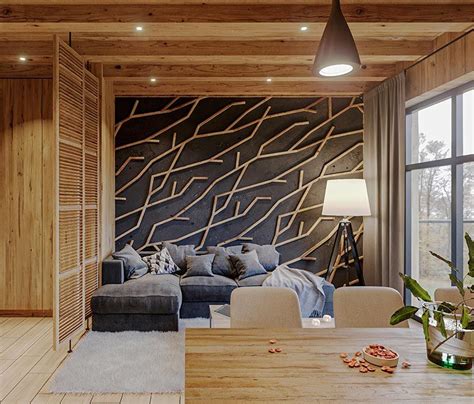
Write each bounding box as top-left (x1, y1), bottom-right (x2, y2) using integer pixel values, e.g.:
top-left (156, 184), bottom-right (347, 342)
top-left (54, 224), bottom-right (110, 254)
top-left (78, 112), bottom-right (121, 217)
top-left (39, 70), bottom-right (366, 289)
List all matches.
top-left (53, 37), bottom-right (100, 349)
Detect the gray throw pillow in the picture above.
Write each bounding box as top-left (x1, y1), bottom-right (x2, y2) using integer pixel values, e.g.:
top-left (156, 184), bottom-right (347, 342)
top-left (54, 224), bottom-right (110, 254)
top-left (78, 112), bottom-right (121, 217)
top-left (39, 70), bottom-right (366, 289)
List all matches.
top-left (182, 254), bottom-right (215, 278)
top-left (112, 244), bottom-right (147, 280)
top-left (207, 245), bottom-right (243, 277)
top-left (162, 242), bottom-right (196, 272)
top-left (242, 243), bottom-right (280, 271)
top-left (229, 250), bottom-right (267, 280)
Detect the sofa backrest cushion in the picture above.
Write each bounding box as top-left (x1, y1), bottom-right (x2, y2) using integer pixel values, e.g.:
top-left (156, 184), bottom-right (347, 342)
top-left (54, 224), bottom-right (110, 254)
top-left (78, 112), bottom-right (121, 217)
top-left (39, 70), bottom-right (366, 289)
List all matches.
top-left (207, 245), bottom-right (243, 277)
top-left (242, 243), bottom-right (280, 271)
top-left (162, 242), bottom-right (196, 272)
top-left (183, 254), bottom-right (215, 278)
top-left (112, 244), bottom-right (148, 280)
top-left (229, 250), bottom-right (267, 280)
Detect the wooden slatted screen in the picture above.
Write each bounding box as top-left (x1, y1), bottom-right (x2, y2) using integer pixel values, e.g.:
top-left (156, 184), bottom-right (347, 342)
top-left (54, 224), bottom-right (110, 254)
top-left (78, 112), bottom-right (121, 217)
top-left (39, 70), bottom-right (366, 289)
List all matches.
top-left (53, 37), bottom-right (100, 348)
top-left (84, 70), bottom-right (100, 319)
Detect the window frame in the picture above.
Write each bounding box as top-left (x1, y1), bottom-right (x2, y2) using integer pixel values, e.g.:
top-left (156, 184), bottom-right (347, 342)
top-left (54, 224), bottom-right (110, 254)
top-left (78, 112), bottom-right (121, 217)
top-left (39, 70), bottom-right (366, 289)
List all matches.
top-left (405, 81), bottom-right (474, 304)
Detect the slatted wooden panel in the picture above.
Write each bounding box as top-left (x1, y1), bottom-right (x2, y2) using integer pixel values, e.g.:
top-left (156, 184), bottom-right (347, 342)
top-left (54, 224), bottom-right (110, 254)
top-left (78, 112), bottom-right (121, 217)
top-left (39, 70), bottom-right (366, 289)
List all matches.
top-left (54, 37), bottom-right (86, 348)
top-left (84, 70), bottom-right (100, 319)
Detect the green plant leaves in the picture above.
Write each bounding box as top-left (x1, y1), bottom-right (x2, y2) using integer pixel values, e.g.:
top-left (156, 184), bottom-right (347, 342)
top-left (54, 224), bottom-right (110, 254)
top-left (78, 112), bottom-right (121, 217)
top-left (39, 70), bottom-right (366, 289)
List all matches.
top-left (437, 301), bottom-right (456, 313)
top-left (466, 233), bottom-right (474, 277)
top-left (429, 251), bottom-right (456, 270)
top-left (390, 305), bottom-right (418, 325)
top-left (449, 274), bottom-right (465, 298)
top-left (461, 305), bottom-right (471, 329)
top-left (399, 273), bottom-right (432, 302)
top-left (422, 309), bottom-right (430, 342)
top-left (434, 311), bottom-right (447, 338)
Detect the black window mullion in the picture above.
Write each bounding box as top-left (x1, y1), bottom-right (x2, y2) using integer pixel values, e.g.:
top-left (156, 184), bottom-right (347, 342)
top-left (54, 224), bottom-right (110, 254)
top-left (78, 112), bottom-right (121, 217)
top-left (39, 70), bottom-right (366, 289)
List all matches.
top-left (453, 93), bottom-right (464, 282)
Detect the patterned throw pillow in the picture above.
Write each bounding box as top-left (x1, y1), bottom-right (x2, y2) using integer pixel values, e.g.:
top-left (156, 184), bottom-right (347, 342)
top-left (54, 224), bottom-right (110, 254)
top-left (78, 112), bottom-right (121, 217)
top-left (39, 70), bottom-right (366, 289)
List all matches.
top-left (142, 247), bottom-right (178, 275)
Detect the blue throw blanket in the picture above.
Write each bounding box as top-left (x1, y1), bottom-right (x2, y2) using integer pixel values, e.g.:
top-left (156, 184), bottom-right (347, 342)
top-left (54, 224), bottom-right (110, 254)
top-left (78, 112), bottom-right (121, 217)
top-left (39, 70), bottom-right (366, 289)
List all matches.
top-left (262, 265), bottom-right (334, 317)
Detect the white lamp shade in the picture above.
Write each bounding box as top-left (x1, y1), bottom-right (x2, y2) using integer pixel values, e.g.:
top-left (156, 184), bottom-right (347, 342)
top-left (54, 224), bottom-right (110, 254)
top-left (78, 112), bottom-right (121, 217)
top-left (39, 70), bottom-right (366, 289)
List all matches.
top-left (322, 179), bottom-right (371, 217)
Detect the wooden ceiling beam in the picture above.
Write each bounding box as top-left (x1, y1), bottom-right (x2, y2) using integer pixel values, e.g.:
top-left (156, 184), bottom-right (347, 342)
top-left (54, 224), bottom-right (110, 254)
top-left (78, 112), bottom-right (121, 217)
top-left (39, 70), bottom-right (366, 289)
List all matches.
top-left (1, 4), bottom-right (473, 23)
top-left (72, 39), bottom-right (434, 57)
top-left (0, 39), bottom-right (433, 59)
top-left (104, 63), bottom-right (396, 81)
top-left (113, 80), bottom-right (373, 96)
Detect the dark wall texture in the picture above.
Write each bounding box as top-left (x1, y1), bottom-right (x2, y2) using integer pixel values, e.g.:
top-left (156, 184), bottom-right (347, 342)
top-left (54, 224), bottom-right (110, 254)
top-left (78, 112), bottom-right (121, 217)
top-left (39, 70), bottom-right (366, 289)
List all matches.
top-left (115, 96), bottom-right (364, 284)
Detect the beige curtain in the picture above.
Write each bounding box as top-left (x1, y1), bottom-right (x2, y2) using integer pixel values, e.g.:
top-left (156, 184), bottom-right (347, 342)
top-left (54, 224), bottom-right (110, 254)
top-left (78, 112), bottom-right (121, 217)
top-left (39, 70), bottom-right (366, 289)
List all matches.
top-left (363, 73), bottom-right (405, 294)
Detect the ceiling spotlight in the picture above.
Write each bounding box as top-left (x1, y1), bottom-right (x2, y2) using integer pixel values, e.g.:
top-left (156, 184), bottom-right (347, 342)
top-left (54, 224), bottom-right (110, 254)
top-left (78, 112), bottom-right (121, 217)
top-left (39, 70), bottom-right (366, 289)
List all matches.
top-left (135, 26), bottom-right (143, 32)
top-left (313, 0), bottom-right (361, 77)
top-left (300, 26), bottom-right (308, 31)
top-left (150, 77), bottom-right (157, 83)
top-left (266, 78), bottom-right (272, 83)
top-left (19, 56), bottom-right (27, 62)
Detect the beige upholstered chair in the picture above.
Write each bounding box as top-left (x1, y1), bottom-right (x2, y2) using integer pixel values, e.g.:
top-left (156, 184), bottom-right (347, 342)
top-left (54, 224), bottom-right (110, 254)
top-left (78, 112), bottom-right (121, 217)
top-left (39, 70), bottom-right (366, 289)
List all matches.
top-left (230, 287), bottom-right (303, 328)
top-left (434, 287), bottom-right (474, 305)
top-left (334, 286), bottom-right (408, 328)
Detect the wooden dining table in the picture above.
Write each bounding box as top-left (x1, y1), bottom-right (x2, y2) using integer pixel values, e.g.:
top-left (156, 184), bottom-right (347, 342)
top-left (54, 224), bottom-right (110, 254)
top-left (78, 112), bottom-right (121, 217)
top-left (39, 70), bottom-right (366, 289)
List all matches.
top-left (185, 328), bottom-right (473, 403)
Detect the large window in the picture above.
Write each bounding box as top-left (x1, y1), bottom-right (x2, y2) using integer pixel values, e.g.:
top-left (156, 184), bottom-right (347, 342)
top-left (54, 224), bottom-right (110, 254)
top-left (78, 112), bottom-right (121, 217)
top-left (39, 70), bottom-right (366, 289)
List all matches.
top-left (406, 82), bottom-right (474, 302)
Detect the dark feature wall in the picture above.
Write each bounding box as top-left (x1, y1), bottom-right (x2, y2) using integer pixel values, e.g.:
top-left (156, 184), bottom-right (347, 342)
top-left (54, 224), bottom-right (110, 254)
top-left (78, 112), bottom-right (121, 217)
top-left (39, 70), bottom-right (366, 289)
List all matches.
top-left (115, 96), bottom-right (364, 283)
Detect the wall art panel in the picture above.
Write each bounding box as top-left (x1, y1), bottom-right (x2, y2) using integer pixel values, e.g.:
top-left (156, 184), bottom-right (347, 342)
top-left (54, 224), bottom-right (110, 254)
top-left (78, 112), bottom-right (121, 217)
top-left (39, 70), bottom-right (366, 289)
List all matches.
top-left (115, 96), bottom-right (364, 285)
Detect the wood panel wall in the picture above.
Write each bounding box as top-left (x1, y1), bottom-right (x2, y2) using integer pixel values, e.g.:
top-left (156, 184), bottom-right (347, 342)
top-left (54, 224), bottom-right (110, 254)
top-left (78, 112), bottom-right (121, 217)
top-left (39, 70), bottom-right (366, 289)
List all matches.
top-left (0, 79), bottom-right (54, 316)
top-left (406, 30), bottom-right (474, 107)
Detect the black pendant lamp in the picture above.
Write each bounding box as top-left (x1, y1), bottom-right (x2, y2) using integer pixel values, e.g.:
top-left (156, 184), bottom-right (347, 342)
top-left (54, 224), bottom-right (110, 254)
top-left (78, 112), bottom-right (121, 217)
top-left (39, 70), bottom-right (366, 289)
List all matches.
top-left (313, 0), bottom-right (361, 77)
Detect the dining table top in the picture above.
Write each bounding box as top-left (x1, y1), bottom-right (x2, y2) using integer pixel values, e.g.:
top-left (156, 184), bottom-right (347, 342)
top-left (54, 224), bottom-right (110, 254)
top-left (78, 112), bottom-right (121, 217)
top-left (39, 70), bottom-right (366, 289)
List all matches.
top-left (185, 327), bottom-right (473, 403)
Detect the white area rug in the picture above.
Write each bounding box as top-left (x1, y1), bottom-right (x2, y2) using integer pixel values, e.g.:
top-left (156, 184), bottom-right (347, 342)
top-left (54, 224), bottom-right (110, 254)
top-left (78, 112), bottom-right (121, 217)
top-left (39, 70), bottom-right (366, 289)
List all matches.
top-left (50, 318), bottom-right (209, 394)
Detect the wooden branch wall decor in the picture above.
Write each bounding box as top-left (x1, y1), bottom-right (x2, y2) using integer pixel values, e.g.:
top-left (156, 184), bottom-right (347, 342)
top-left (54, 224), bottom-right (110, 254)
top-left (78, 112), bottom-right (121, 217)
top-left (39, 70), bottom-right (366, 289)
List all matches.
top-left (54, 37), bottom-right (100, 349)
top-left (115, 96), bottom-right (364, 286)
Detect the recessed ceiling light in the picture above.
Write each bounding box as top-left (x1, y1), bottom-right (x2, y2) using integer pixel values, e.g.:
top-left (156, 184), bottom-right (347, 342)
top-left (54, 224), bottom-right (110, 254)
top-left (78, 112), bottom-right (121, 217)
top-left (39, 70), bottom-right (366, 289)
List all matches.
top-left (135, 26), bottom-right (143, 32)
top-left (266, 78), bottom-right (272, 83)
top-left (19, 56), bottom-right (27, 62)
top-left (300, 26), bottom-right (308, 31)
top-left (150, 77), bottom-right (157, 83)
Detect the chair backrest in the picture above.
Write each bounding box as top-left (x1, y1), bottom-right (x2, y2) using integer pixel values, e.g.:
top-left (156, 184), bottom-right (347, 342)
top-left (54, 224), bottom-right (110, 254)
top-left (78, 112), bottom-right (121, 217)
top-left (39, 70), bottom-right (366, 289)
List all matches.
top-left (334, 286), bottom-right (408, 328)
top-left (434, 287), bottom-right (474, 306)
top-left (230, 287), bottom-right (303, 328)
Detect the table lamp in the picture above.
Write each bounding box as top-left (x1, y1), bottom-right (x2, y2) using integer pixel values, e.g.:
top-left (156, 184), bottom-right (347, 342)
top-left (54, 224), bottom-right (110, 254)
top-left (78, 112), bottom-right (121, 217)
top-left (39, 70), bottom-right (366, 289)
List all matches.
top-left (322, 179), bottom-right (371, 285)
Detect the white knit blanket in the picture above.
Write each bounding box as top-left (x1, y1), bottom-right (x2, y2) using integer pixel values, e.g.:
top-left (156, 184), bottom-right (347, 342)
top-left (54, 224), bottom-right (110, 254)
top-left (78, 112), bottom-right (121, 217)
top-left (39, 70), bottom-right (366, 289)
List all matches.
top-left (262, 265), bottom-right (327, 317)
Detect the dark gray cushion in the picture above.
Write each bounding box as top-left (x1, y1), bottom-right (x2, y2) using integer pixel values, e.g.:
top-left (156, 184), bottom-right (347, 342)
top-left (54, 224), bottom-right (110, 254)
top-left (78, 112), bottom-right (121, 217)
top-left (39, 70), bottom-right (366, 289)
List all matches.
top-left (229, 250), bottom-right (267, 280)
top-left (183, 254), bottom-right (215, 278)
top-left (242, 243), bottom-right (280, 271)
top-left (207, 245), bottom-right (243, 277)
top-left (112, 244), bottom-right (147, 280)
top-left (237, 273), bottom-right (270, 287)
top-left (180, 275), bottom-right (238, 302)
top-left (162, 242), bottom-right (196, 272)
top-left (91, 273), bottom-right (182, 315)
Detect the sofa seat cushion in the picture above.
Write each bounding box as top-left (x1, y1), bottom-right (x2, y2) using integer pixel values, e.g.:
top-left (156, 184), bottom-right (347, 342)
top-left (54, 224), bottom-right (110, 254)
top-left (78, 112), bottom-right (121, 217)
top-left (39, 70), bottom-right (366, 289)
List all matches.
top-left (180, 275), bottom-right (238, 302)
top-left (236, 273), bottom-right (270, 287)
top-left (91, 273), bottom-right (182, 315)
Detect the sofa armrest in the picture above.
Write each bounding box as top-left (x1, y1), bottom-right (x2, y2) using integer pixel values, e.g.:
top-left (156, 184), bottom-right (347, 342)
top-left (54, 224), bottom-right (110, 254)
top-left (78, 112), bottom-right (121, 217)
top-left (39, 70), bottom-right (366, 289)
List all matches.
top-left (101, 256), bottom-right (125, 285)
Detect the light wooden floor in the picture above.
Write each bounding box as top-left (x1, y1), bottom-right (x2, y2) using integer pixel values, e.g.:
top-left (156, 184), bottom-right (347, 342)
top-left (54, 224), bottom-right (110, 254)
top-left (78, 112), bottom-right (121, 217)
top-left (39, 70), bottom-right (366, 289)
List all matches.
top-left (0, 317), bottom-right (183, 404)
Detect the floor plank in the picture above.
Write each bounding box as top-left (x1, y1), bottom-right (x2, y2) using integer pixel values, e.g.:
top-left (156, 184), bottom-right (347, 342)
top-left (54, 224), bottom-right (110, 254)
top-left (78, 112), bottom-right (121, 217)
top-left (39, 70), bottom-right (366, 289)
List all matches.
top-left (0, 318), bottom-right (26, 337)
top-left (2, 317), bottom-right (42, 339)
top-left (91, 393), bottom-right (123, 403)
top-left (61, 393), bottom-right (93, 403)
top-left (0, 337), bottom-right (16, 354)
top-left (31, 346), bottom-right (69, 374)
top-left (0, 317), bottom-right (51, 360)
top-left (2, 372), bottom-right (51, 404)
top-left (0, 354), bottom-right (42, 400)
top-left (0, 358), bottom-right (15, 373)
top-left (31, 392), bottom-right (65, 403)
top-left (150, 394), bottom-right (181, 404)
top-left (120, 393), bottom-right (151, 404)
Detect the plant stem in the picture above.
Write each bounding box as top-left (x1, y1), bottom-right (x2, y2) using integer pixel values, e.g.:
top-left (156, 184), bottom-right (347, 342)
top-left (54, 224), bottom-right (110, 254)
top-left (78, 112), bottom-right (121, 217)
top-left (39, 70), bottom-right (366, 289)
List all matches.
top-left (429, 329), bottom-right (459, 354)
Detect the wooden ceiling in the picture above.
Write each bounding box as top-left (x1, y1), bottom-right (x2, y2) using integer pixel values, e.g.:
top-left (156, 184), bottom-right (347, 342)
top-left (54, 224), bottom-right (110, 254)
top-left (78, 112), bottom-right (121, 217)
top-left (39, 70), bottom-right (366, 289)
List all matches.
top-left (1, 1), bottom-right (473, 95)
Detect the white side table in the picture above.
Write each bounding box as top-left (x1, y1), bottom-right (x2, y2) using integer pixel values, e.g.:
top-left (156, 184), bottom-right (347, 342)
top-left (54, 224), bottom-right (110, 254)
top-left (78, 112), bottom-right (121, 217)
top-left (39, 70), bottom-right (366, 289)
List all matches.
top-left (209, 305), bottom-right (335, 328)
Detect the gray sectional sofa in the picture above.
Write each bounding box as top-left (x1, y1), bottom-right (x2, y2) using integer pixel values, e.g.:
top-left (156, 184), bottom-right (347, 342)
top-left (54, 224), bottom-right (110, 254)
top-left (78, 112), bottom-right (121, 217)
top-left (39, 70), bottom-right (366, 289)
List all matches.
top-left (91, 255), bottom-right (334, 332)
